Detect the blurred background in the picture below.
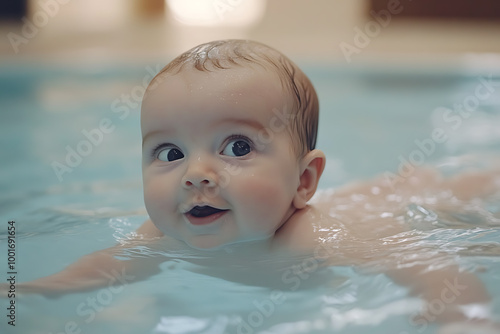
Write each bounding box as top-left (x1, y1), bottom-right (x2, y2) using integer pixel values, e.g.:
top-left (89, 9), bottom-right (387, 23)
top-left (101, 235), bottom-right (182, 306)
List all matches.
top-left (1, 0), bottom-right (500, 65)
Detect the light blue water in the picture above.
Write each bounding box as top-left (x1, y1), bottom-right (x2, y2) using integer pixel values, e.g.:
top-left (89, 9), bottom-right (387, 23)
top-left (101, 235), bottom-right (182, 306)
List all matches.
top-left (1, 63), bottom-right (500, 334)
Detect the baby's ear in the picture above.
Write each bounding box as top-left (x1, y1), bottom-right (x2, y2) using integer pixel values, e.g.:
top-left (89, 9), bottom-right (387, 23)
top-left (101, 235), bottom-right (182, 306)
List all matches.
top-left (293, 149), bottom-right (326, 209)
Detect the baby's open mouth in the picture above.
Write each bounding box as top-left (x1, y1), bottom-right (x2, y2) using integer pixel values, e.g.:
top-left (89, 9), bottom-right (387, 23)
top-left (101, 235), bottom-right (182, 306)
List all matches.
top-left (187, 206), bottom-right (228, 218)
top-left (185, 205), bottom-right (229, 226)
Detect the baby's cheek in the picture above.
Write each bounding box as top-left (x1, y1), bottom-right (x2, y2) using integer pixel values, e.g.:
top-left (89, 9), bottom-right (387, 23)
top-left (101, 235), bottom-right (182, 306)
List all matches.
top-left (143, 183), bottom-right (161, 216)
top-left (143, 174), bottom-right (171, 214)
top-left (238, 177), bottom-right (289, 215)
top-left (143, 174), bottom-right (157, 198)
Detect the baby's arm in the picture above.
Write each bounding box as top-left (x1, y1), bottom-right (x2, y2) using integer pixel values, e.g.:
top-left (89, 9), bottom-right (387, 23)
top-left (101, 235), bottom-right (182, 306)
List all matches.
top-left (311, 164), bottom-right (499, 331)
top-left (442, 167), bottom-right (500, 201)
top-left (2, 219), bottom-right (164, 297)
top-left (353, 209), bottom-right (495, 327)
top-left (385, 260), bottom-right (491, 324)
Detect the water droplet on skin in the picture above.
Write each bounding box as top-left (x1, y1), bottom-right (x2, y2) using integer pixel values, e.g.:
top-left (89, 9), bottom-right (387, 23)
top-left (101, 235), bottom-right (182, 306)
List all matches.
top-left (386, 194), bottom-right (402, 202)
top-left (424, 197), bottom-right (437, 205)
top-left (350, 194), bottom-right (365, 202)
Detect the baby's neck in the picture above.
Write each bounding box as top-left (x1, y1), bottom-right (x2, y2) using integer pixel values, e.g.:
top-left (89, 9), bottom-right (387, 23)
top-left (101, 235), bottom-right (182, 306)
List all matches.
top-left (271, 205), bottom-right (327, 255)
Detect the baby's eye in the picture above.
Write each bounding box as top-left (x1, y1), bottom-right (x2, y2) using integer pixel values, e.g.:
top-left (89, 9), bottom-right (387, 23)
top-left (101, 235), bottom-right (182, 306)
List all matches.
top-left (221, 137), bottom-right (252, 157)
top-left (156, 146), bottom-right (184, 162)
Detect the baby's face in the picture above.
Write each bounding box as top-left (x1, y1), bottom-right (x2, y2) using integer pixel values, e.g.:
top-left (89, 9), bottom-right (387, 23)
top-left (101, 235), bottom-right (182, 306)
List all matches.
top-left (141, 65), bottom-right (301, 250)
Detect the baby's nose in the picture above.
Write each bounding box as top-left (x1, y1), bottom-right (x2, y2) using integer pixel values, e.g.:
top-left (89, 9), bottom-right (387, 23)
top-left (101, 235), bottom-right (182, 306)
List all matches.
top-left (183, 176), bottom-right (216, 188)
top-left (181, 156), bottom-right (217, 189)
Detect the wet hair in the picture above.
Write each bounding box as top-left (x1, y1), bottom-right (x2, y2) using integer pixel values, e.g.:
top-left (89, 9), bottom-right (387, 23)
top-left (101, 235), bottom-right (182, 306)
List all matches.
top-left (147, 39), bottom-right (319, 158)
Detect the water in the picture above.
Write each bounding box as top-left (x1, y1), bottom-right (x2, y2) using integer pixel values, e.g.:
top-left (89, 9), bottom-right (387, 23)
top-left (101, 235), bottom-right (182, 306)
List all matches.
top-left (0, 62), bottom-right (500, 334)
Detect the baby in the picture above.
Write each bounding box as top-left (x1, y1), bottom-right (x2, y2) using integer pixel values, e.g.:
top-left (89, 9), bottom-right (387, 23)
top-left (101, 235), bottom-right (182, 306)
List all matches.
top-left (4, 39), bottom-right (499, 331)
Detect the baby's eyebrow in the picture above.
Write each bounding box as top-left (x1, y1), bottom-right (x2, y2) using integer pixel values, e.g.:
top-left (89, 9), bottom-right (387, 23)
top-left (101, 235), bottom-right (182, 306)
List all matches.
top-left (142, 129), bottom-right (172, 147)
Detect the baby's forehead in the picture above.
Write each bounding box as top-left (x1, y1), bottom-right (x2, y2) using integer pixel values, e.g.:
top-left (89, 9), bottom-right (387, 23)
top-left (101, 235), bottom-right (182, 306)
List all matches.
top-left (142, 66), bottom-right (290, 126)
top-left (145, 66), bottom-right (286, 108)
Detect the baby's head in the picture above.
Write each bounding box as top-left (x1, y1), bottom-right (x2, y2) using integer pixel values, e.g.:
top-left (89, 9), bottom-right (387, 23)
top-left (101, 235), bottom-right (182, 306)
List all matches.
top-left (148, 39), bottom-right (319, 158)
top-left (141, 39), bottom-right (325, 250)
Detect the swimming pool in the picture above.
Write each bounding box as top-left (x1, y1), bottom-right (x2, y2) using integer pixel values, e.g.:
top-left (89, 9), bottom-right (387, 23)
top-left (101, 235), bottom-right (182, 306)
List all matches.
top-left (1, 61), bottom-right (499, 334)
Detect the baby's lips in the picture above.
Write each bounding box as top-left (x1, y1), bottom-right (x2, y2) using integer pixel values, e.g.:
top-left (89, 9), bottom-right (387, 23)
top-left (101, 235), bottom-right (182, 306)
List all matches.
top-left (180, 201), bottom-right (227, 214)
top-left (184, 208), bottom-right (229, 226)
top-left (188, 205), bottom-right (229, 218)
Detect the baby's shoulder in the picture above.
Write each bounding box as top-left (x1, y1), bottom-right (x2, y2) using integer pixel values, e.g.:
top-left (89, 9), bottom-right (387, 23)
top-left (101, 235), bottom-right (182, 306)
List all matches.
top-left (135, 219), bottom-right (164, 238)
top-left (273, 206), bottom-right (345, 252)
top-left (272, 206), bottom-right (370, 265)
